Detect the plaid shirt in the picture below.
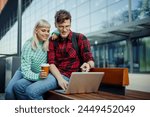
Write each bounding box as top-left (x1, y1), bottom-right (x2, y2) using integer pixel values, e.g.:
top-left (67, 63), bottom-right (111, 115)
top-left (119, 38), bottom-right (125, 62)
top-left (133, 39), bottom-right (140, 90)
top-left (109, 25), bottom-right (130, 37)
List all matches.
top-left (48, 31), bottom-right (94, 78)
top-left (21, 38), bottom-right (47, 81)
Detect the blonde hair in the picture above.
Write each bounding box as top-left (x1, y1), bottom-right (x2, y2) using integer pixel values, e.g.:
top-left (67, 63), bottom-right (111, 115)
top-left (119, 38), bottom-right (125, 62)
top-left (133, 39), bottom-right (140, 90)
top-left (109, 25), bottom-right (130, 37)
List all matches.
top-left (32, 19), bottom-right (51, 51)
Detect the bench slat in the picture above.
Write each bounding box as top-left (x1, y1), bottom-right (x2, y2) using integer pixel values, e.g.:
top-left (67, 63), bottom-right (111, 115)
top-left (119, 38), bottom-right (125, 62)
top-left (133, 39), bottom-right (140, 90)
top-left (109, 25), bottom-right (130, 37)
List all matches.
top-left (45, 90), bottom-right (150, 100)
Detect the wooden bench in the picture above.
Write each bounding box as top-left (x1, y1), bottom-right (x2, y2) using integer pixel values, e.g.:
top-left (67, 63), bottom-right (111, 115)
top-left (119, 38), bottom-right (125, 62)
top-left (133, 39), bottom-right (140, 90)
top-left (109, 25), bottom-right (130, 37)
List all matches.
top-left (44, 68), bottom-right (131, 99)
top-left (45, 90), bottom-right (150, 100)
top-left (90, 68), bottom-right (129, 95)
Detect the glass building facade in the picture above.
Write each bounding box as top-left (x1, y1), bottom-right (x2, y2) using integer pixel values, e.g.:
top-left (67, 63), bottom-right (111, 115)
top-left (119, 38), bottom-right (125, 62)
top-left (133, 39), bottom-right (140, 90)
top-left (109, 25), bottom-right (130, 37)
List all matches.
top-left (0, 0), bottom-right (150, 73)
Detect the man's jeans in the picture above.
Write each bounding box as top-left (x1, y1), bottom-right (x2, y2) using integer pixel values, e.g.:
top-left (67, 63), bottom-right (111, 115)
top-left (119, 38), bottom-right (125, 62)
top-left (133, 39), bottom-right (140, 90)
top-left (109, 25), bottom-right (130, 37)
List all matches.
top-left (13, 74), bottom-right (69, 100)
top-left (5, 68), bottom-right (23, 100)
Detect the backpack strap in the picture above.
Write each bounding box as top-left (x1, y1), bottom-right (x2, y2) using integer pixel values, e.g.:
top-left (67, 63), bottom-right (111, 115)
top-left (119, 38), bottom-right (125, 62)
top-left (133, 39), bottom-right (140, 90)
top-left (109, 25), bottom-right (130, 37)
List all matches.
top-left (72, 32), bottom-right (82, 64)
top-left (54, 40), bottom-right (58, 50)
top-left (72, 32), bottom-right (79, 56)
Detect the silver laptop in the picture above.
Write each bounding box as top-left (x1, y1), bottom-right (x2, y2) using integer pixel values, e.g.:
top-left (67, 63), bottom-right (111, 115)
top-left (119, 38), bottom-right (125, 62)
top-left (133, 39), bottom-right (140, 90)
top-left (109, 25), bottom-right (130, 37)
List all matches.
top-left (55, 72), bottom-right (104, 94)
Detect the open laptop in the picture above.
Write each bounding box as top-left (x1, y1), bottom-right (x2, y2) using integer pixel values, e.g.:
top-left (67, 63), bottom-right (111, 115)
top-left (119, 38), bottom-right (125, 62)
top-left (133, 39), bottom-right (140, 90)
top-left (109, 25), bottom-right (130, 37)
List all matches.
top-left (55, 72), bottom-right (104, 94)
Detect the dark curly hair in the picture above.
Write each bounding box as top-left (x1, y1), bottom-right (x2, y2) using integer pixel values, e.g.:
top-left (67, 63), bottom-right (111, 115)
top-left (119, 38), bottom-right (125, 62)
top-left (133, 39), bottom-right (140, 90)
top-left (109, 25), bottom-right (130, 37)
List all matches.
top-left (55, 9), bottom-right (71, 24)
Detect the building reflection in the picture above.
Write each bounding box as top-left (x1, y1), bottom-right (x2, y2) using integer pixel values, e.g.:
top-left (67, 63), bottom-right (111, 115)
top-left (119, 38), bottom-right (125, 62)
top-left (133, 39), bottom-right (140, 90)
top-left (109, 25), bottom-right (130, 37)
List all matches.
top-left (0, 0), bottom-right (150, 74)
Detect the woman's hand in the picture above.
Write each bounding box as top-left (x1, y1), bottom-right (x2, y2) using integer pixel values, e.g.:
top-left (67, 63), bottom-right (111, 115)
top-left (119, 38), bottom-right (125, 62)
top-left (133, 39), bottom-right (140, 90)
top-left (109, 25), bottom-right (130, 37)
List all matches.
top-left (39, 70), bottom-right (48, 78)
top-left (51, 33), bottom-right (58, 40)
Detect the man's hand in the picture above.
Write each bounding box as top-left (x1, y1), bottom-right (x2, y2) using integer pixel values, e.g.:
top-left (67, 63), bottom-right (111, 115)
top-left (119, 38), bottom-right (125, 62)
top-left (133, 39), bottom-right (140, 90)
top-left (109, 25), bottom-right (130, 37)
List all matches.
top-left (58, 78), bottom-right (69, 90)
top-left (80, 63), bottom-right (91, 72)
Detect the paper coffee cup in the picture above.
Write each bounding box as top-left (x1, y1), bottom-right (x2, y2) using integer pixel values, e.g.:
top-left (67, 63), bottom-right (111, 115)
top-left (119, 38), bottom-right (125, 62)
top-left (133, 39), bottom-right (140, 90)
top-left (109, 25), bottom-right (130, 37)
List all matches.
top-left (40, 63), bottom-right (50, 78)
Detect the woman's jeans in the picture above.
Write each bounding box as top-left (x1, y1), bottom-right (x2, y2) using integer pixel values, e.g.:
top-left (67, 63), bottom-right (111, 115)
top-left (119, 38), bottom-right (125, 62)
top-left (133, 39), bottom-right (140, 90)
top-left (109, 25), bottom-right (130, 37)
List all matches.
top-left (13, 74), bottom-right (69, 100)
top-left (5, 68), bottom-right (23, 100)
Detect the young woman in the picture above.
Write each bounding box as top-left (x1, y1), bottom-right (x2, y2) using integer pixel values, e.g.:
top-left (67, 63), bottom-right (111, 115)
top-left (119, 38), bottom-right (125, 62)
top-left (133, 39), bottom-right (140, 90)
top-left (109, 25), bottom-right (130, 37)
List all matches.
top-left (5, 19), bottom-right (52, 100)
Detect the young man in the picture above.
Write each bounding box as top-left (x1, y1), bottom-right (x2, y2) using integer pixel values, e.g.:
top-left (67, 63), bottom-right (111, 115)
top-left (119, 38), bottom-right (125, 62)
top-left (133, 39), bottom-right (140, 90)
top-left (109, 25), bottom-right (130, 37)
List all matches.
top-left (48, 10), bottom-right (95, 90)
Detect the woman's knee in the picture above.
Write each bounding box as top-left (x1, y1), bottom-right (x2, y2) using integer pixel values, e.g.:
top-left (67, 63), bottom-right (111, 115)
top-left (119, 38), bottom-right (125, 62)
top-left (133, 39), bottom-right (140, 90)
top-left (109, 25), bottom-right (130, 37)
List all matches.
top-left (5, 89), bottom-right (14, 100)
top-left (5, 70), bottom-right (23, 92)
top-left (5, 83), bottom-right (16, 99)
top-left (13, 81), bottom-right (22, 92)
top-left (13, 80), bottom-right (26, 93)
top-left (5, 87), bottom-right (12, 95)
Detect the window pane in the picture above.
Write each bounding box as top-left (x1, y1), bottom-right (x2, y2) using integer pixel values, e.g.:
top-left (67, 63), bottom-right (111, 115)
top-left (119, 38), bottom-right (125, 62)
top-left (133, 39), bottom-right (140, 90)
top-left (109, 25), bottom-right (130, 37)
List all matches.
top-left (132, 36), bottom-right (150, 73)
top-left (91, 9), bottom-right (107, 28)
top-left (108, 0), bottom-right (129, 27)
top-left (131, 0), bottom-right (150, 21)
top-left (77, 1), bottom-right (89, 18)
top-left (90, 0), bottom-right (106, 12)
top-left (77, 15), bottom-right (90, 31)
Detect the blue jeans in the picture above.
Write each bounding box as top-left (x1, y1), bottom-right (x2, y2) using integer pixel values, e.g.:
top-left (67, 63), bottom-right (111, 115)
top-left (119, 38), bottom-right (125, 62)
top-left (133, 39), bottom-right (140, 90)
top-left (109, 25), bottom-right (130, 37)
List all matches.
top-left (13, 74), bottom-right (69, 100)
top-left (5, 68), bottom-right (23, 100)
